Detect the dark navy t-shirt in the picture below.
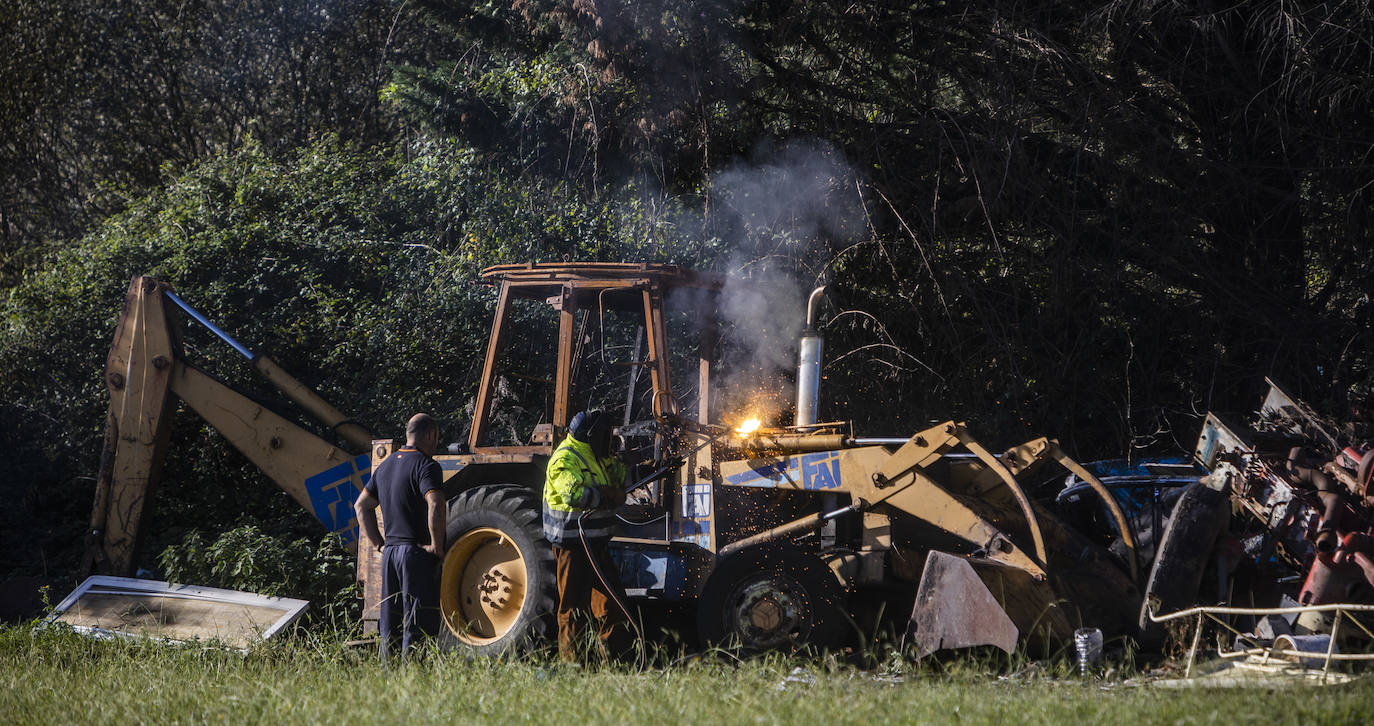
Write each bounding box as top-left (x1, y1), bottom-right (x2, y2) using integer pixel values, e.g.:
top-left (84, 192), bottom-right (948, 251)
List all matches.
top-left (365, 447), bottom-right (443, 546)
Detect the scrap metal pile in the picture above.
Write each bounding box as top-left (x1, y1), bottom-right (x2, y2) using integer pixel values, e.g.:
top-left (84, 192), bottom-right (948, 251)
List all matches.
top-left (1155, 379), bottom-right (1374, 651)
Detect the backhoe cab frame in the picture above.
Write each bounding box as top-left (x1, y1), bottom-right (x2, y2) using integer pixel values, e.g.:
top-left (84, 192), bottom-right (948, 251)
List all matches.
top-left (464, 262), bottom-right (724, 455)
top-left (355, 264), bottom-right (729, 636)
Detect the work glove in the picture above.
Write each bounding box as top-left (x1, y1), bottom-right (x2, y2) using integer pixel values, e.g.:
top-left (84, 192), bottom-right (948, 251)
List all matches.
top-left (596, 485), bottom-right (626, 511)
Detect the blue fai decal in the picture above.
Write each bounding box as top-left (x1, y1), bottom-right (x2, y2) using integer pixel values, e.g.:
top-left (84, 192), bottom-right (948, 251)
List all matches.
top-left (724, 458), bottom-right (791, 487)
top-left (800, 452), bottom-right (842, 490)
top-left (681, 483), bottom-right (711, 518)
top-left (304, 454), bottom-right (371, 545)
top-left (724, 451), bottom-right (842, 490)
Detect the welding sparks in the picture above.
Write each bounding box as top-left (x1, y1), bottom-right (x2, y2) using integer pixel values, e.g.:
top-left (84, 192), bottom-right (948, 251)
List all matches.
top-left (734, 417), bottom-right (762, 437)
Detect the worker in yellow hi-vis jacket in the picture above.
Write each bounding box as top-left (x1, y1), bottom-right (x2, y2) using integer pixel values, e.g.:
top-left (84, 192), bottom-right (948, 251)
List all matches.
top-left (541, 409), bottom-right (631, 662)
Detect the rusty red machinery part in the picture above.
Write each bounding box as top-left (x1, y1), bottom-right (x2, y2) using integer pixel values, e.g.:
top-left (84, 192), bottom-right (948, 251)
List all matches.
top-left (1299, 532), bottom-right (1374, 606)
top-left (1286, 447), bottom-right (1347, 554)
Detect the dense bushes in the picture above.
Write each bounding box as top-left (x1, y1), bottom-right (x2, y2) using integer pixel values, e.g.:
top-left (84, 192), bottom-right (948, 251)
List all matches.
top-left (158, 525), bottom-right (359, 631)
top-left (2, 1), bottom-right (1371, 593)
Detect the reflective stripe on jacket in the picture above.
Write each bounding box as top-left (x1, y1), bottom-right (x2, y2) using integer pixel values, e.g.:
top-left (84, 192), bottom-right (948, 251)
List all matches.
top-left (542, 435), bottom-right (627, 546)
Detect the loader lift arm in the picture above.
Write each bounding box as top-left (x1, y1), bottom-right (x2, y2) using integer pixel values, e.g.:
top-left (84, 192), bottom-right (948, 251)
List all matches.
top-left (82, 277), bottom-right (376, 577)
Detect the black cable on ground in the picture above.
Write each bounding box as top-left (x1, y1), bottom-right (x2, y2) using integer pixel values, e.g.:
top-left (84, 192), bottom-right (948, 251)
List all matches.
top-left (578, 511), bottom-right (647, 671)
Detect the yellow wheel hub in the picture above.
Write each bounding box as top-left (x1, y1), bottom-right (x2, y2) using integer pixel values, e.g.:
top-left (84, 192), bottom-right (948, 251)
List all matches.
top-left (440, 527), bottom-right (528, 645)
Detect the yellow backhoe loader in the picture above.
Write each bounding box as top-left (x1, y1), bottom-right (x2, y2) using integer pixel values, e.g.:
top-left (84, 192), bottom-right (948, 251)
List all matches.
top-left (88, 266), bottom-right (1143, 657)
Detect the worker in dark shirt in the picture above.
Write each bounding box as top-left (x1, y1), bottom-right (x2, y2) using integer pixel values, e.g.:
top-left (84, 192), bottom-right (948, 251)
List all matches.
top-left (354, 413), bottom-right (446, 660)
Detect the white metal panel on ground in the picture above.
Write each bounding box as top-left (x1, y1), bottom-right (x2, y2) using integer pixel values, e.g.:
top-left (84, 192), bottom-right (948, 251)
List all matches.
top-left (44, 576), bottom-right (309, 648)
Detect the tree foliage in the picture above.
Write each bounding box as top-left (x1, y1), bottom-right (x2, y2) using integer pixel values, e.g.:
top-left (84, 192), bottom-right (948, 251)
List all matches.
top-left (386, 0), bottom-right (1374, 443)
top-left (159, 524), bottom-right (360, 630)
top-left (1, 0), bottom-right (1371, 580)
top-left (0, 0), bottom-right (453, 281)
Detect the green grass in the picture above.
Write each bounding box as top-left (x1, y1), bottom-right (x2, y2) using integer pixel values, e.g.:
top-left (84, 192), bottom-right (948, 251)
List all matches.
top-left (2, 625), bottom-right (1372, 726)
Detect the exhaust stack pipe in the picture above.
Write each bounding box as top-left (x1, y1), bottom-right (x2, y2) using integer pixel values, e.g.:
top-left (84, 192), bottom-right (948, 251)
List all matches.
top-left (795, 286), bottom-right (826, 428)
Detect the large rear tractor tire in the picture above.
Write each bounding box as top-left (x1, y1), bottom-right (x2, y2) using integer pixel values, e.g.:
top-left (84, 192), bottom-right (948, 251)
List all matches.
top-left (696, 545), bottom-right (848, 653)
top-left (438, 485), bottom-right (557, 656)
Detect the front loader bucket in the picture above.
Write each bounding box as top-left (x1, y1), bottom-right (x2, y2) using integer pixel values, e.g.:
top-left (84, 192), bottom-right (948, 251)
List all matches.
top-left (905, 551), bottom-right (1074, 658)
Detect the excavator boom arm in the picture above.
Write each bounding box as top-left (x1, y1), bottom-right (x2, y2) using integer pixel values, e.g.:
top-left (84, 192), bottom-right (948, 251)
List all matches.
top-left (83, 277), bottom-right (370, 577)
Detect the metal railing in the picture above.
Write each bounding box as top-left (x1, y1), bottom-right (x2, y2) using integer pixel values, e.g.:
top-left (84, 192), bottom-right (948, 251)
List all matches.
top-left (1147, 602), bottom-right (1374, 681)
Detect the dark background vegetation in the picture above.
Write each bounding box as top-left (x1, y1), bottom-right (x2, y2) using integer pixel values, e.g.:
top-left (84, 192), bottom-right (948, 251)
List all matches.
top-left (2, 1), bottom-right (1371, 594)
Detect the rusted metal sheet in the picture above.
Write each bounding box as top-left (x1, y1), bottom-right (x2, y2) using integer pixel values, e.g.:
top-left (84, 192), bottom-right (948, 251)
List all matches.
top-left (905, 552), bottom-right (1020, 657)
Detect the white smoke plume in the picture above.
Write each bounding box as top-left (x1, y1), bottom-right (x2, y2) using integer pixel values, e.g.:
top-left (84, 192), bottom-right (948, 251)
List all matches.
top-left (707, 139), bottom-right (865, 425)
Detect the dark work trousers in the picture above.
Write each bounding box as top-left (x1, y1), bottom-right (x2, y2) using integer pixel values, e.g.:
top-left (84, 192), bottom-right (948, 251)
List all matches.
top-left (379, 543), bottom-right (439, 661)
top-left (553, 542), bottom-right (632, 663)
